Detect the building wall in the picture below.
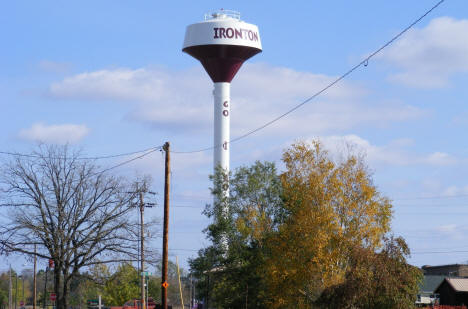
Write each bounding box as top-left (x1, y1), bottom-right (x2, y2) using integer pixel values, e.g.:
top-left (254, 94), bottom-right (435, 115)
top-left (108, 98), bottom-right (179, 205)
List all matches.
top-left (423, 264), bottom-right (468, 277)
top-left (437, 281), bottom-right (456, 305)
top-left (436, 280), bottom-right (468, 306)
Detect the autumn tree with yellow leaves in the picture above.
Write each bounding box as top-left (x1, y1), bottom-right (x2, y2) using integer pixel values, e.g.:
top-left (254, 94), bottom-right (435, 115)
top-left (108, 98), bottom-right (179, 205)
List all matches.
top-left (264, 141), bottom-right (393, 307)
top-left (190, 140), bottom-right (421, 309)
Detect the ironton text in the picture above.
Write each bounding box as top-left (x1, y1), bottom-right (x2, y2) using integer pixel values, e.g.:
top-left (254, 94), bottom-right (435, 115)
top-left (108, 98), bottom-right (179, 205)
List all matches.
top-left (213, 27), bottom-right (259, 42)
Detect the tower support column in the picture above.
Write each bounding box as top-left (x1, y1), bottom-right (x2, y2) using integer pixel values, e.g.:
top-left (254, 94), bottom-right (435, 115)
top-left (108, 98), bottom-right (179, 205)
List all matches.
top-left (213, 82), bottom-right (230, 190)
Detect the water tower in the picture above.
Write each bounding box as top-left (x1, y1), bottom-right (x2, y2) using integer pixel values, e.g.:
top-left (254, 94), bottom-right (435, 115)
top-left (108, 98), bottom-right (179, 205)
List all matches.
top-left (183, 10), bottom-right (262, 197)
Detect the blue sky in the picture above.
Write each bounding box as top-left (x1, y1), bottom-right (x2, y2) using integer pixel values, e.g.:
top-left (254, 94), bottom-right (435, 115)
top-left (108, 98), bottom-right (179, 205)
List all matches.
top-left (1, 0), bottom-right (468, 272)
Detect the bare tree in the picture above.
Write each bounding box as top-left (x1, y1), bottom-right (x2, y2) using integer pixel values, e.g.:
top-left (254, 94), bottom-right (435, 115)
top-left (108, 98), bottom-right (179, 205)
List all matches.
top-left (0, 145), bottom-right (152, 309)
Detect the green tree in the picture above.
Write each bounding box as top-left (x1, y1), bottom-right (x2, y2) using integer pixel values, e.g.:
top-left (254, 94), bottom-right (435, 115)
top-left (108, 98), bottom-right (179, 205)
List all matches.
top-left (0, 291), bottom-right (6, 309)
top-left (315, 236), bottom-right (423, 309)
top-left (0, 271), bottom-right (27, 309)
top-left (0, 272), bottom-right (8, 309)
top-left (68, 272), bottom-right (100, 308)
top-left (147, 275), bottom-right (161, 304)
top-left (190, 161), bottom-right (282, 308)
top-left (103, 263), bottom-right (139, 306)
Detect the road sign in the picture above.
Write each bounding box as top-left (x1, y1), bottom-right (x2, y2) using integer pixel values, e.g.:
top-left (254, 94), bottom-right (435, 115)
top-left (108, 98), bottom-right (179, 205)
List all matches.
top-left (141, 271), bottom-right (152, 276)
top-left (162, 282), bottom-right (169, 289)
top-left (50, 293), bottom-right (56, 301)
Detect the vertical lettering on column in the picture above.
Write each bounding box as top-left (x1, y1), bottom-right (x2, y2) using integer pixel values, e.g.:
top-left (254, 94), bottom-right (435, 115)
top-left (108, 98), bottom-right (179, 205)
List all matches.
top-left (222, 100), bottom-right (229, 117)
top-left (222, 100), bottom-right (229, 151)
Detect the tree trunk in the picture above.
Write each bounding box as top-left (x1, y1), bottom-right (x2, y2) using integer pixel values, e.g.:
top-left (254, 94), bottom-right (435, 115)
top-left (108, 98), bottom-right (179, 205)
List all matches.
top-left (62, 270), bottom-right (70, 309)
top-left (54, 269), bottom-right (62, 309)
top-left (61, 280), bottom-right (68, 309)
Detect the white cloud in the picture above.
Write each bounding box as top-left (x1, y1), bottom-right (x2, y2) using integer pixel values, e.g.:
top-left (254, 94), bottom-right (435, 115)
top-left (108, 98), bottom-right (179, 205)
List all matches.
top-left (18, 123), bottom-right (90, 144)
top-left (230, 64), bottom-right (422, 136)
top-left (50, 68), bottom-right (192, 102)
top-left (48, 67), bottom-right (213, 130)
top-left (436, 224), bottom-right (457, 234)
top-left (433, 224), bottom-right (465, 240)
top-left (380, 17), bottom-right (468, 88)
top-left (424, 152), bottom-right (456, 166)
top-left (47, 63), bottom-right (423, 135)
top-left (441, 185), bottom-right (468, 197)
top-left (318, 134), bottom-right (457, 167)
top-left (320, 134), bottom-right (412, 166)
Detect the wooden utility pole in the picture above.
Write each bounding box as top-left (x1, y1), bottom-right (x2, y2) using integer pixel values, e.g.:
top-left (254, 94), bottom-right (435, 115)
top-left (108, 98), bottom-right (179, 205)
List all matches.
top-left (42, 266), bottom-right (47, 309)
top-left (15, 272), bottom-right (17, 309)
top-left (190, 274), bottom-right (193, 309)
top-left (140, 191), bottom-right (146, 309)
top-left (161, 142), bottom-right (170, 309)
top-left (176, 256), bottom-right (184, 309)
top-left (8, 266), bottom-right (11, 309)
top-left (33, 245), bottom-right (36, 309)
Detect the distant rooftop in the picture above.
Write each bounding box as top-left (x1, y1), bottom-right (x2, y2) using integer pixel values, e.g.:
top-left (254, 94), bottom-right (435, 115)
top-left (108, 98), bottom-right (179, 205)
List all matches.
top-left (422, 264), bottom-right (468, 277)
top-left (420, 275), bottom-right (445, 293)
top-left (445, 278), bottom-right (468, 292)
top-left (423, 264), bottom-right (468, 269)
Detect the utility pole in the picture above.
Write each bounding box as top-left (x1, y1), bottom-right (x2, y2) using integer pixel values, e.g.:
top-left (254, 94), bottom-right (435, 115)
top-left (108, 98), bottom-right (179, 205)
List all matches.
top-left (43, 266), bottom-right (48, 309)
top-left (21, 276), bottom-right (24, 308)
top-left (190, 274), bottom-right (193, 309)
top-left (137, 222), bottom-right (140, 284)
top-left (176, 256), bottom-right (184, 309)
top-left (140, 190), bottom-right (145, 309)
top-left (33, 245), bottom-right (37, 309)
top-left (9, 266), bottom-right (12, 309)
top-left (161, 142), bottom-right (170, 309)
top-left (146, 277), bottom-right (148, 309)
top-left (130, 184), bottom-right (155, 309)
top-left (15, 273), bottom-right (17, 309)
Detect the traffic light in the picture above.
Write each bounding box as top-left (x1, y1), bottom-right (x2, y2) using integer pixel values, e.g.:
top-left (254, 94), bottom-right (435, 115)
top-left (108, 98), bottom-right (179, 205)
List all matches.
top-left (48, 259), bottom-right (54, 268)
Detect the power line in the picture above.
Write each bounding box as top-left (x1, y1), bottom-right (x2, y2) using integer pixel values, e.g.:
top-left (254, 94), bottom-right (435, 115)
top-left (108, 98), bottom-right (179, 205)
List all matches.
top-left (163, 248), bottom-right (199, 252)
top-left (0, 148), bottom-right (162, 205)
top-left (171, 0), bottom-right (446, 154)
top-left (91, 147), bottom-right (162, 176)
top-left (396, 203), bottom-right (468, 208)
top-left (414, 244), bottom-right (468, 251)
top-left (171, 205), bottom-right (204, 208)
top-left (0, 146), bottom-right (162, 160)
top-left (176, 192), bottom-right (468, 205)
top-left (399, 212), bottom-right (468, 215)
top-left (412, 250), bottom-right (468, 255)
top-left (81, 146), bottom-right (162, 160)
top-left (393, 193), bottom-right (468, 201)
top-left (172, 193), bottom-right (211, 200)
